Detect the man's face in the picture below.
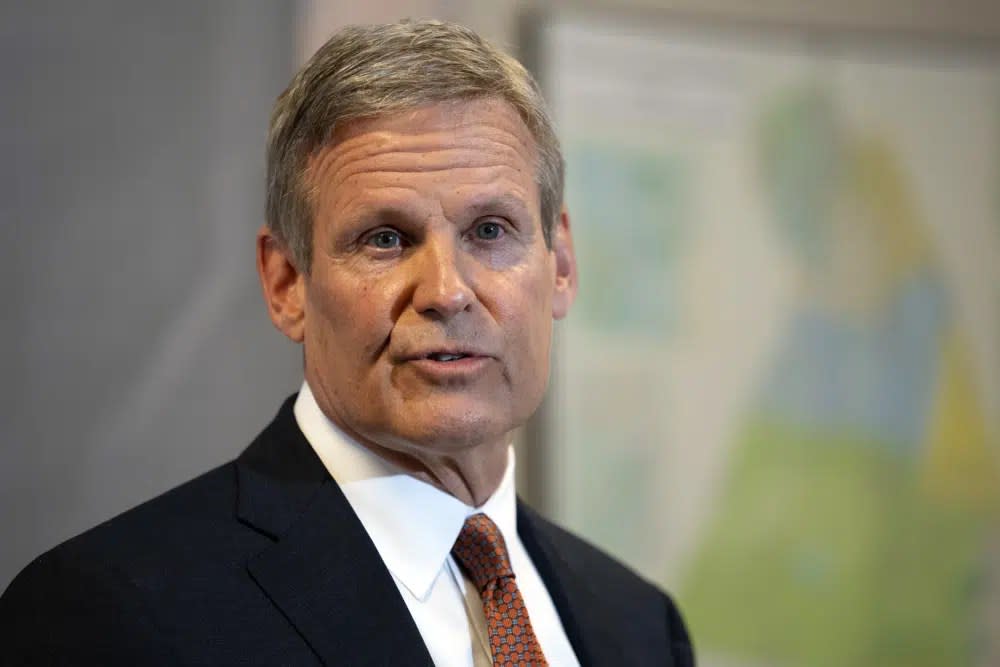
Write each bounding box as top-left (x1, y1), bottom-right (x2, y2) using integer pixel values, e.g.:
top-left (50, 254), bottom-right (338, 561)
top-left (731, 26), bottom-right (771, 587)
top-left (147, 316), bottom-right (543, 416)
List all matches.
top-left (296, 98), bottom-right (575, 455)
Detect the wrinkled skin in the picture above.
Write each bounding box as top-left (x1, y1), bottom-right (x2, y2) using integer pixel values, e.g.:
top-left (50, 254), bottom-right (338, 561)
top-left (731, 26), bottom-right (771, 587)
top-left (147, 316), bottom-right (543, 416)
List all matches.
top-left (257, 98), bottom-right (577, 505)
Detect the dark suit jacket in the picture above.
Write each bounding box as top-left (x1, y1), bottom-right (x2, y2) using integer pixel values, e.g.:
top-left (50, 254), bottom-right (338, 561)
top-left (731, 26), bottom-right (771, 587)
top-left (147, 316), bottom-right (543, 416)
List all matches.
top-left (1, 396), bottom-right (693, 666)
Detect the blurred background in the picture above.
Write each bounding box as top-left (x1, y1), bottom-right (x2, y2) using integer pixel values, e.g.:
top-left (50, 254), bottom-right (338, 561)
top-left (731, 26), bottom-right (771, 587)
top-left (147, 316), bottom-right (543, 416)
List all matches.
top-left (2, 2), bottom-right (998, 666)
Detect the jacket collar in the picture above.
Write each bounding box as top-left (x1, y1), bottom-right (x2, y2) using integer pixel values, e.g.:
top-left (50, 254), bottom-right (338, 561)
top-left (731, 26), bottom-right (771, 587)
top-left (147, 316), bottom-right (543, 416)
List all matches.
top-left (235, 395), bottom-right (621, 666)
top-left (236, 396), bottom-right (433, 666)
top-left (517, 503), bottom-right (630, 666)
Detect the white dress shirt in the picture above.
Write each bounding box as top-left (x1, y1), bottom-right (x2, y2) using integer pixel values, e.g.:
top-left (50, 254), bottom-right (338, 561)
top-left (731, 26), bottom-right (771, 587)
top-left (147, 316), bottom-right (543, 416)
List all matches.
top-left (294, 382), bottom-right (580, 667)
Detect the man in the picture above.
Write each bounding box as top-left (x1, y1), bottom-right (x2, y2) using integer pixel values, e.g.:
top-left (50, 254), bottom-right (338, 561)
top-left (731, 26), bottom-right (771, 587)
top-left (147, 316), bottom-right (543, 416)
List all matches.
top-left (1, 20), bottom-right (693, 666)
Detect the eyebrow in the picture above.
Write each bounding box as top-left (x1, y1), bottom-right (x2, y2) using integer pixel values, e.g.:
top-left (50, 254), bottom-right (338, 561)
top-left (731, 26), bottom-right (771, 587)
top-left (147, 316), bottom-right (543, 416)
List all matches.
top-left (465, 193), bottom-right (533, 218)
top-left (341, 190), bottom-right (535, 232)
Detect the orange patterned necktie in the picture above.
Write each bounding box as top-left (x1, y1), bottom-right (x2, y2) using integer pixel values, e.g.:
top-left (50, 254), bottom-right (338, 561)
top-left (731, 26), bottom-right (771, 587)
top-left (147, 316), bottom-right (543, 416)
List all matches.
top-left (451, 513), bottom-right (549, 666)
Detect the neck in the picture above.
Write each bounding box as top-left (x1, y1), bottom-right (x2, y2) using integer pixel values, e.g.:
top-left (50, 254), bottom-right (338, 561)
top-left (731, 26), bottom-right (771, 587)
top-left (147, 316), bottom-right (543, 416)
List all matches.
top-left (365, 438), bottom-right (510, 507)
top-left (304, 376), bottom-right (513, 506)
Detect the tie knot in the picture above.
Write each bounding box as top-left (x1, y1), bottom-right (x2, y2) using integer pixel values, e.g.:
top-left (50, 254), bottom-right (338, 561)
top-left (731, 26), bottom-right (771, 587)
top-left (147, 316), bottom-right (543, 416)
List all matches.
top-left (451, 513), bottom-right (514, 592)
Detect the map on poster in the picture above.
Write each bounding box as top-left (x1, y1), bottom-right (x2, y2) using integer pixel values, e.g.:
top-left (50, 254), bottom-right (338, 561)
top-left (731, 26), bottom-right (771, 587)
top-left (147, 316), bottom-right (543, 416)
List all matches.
top-left (538, 15), bottom-right (1000, 667)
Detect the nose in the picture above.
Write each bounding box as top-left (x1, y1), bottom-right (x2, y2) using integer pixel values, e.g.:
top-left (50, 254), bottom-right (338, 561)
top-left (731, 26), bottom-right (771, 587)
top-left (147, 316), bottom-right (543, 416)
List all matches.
top-left (410, 236), bottom-right (474, 319)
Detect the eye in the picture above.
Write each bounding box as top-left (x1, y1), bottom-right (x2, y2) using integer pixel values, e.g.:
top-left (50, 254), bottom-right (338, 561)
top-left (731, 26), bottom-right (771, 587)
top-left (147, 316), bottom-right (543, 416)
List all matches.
top-left (365, 229), bottom-right (402, 250)
top-left (474, 220), bottom-right (504, 241)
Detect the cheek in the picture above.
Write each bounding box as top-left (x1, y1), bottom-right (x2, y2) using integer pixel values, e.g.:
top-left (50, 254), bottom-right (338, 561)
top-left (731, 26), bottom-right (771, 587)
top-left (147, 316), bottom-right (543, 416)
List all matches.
top-left (308, 276), bottom-right (389, 354)
top-left (506, 306), bottom-right (553, 422)
top-left (303, 303), bottom-right (353, 399)
top-left (498, 266), bottom-right (555, 374)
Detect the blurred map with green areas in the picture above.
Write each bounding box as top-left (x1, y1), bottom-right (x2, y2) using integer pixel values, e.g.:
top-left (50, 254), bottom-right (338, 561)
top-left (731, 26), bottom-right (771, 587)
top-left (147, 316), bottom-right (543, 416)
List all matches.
top-left (543, 16), bottom-right (1000, 667)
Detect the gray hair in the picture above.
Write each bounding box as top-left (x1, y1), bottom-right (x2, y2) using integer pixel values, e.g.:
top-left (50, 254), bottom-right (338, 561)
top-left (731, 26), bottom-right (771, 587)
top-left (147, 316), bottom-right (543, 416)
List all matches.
top-left (265, 19), bottom-right (564, 271)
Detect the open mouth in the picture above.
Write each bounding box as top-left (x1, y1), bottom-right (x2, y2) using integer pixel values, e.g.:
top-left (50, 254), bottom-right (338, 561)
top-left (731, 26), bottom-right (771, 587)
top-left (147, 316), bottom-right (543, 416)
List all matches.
top-left (425, 352), bottom-right (470, 362)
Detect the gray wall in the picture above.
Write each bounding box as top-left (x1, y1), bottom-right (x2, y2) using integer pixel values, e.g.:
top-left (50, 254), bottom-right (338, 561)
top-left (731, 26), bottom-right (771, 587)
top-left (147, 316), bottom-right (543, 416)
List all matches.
top-left (1, 2), bottom-right (300, 590)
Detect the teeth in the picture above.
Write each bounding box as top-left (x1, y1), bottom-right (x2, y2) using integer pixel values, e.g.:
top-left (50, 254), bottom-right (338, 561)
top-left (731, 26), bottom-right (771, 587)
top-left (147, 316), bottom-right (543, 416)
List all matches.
top-left (430, 353), bottom-right (465, 362)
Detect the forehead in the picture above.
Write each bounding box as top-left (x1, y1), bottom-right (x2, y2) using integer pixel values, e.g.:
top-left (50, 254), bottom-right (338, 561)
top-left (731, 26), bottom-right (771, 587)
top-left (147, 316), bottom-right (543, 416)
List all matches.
top-left (306, 98), bottom-right (540, 215)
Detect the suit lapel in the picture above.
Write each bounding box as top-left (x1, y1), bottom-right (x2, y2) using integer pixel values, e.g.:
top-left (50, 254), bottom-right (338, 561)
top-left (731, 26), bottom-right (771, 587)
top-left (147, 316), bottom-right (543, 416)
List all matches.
top-left (236, 397), bottom-right (433, 666)
top-left (517, 503), bottom-right (629, 667)
top-left (236, 397), bottom-right (648, 666)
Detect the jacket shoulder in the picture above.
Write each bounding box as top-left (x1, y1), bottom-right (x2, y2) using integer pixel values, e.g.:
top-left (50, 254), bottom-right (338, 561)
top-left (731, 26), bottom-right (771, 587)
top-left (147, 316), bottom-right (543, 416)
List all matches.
top-left (32, 462), bottom-right (244, 571)
top-left (0, 463), bottom-right (245, 665)
top-left (522, 507), bottom-right (664, 601)
top-left (520, 506), bottom-right (695, 666)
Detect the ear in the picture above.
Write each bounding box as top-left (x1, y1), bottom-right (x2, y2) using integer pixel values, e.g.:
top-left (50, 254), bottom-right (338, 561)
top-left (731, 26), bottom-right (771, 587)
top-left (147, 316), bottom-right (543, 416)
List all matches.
top-left (256, 225), bottom-right (306, 343)
top-left (550, 207), bottom-right (578, 320)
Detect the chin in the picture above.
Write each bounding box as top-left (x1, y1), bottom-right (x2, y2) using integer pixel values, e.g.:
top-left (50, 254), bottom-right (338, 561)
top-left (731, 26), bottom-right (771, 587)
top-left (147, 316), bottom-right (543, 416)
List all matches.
top-left (390, 402), bottom-right (519, 452)
top-left (419, 418), bottom-right (511, 451)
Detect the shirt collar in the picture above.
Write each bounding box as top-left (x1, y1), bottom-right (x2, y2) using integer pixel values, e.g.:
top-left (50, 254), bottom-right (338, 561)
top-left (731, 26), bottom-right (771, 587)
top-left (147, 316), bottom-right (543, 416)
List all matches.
top-left (293, 381), bottom-right (519, 601)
